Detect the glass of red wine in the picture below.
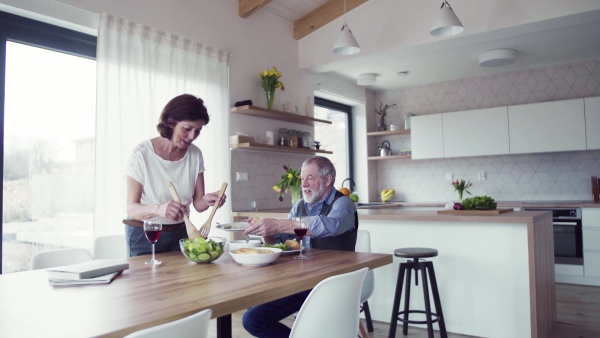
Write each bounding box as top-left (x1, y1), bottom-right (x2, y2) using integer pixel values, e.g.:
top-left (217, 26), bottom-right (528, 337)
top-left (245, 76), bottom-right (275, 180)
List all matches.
top-left (293, 216), bottom-right (308, 260)
top-left (143, 220), bottom-right (162, 265)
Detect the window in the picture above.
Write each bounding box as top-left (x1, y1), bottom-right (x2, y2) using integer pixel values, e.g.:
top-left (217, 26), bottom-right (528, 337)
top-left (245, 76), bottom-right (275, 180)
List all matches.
top-left (1, 12), bottom-right (97, 273)
top-left (313, 98), bottom-right (354, 189)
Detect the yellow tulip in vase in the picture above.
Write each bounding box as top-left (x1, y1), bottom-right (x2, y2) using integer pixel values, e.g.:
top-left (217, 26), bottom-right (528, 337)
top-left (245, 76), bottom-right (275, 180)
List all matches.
top-left (273, 164), bottom-right (301, 206)
top-left (260, 66), bottom-right (285, 110)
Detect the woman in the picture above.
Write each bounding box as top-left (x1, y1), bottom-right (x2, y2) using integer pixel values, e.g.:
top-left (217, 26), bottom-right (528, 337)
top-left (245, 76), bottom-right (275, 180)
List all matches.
top-left (125, 94), bottom-right (226, 256)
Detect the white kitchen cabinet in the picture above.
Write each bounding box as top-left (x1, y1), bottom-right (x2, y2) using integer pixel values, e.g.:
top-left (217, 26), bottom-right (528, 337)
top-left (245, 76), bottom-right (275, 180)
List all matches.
top-left (443, 107), bottom-right (509, 158)
top-left (585, 96), bottom-right (600, 150)
top-left (583, 209), bottom-right (600, 278)
top-left (410, 114), bottom-right (443, 159)
top-left (508, 98), bottom-right (586, 154)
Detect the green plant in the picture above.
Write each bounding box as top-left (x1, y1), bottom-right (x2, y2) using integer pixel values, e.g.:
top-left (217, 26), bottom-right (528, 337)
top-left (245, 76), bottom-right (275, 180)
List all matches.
top-left (452, 179), bottom-right (472, 200)
top-left (272, 164), bottom-right (301, 203)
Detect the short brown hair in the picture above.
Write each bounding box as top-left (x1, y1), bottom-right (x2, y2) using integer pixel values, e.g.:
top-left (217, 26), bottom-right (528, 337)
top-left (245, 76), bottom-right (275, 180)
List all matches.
top-left (156, 94), bottom-right (210, 139)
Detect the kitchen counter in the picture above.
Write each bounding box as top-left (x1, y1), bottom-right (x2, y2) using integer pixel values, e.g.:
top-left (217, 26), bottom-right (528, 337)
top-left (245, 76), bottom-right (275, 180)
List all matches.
top-left (230, 208), bottom-right (555, 337)
top-left (355, 201), bottom-right (600, 209)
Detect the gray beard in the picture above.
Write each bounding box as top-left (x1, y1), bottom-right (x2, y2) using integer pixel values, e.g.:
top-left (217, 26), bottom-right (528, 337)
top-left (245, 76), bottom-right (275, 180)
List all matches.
top-left (303, 183), bottom-right (327, 204)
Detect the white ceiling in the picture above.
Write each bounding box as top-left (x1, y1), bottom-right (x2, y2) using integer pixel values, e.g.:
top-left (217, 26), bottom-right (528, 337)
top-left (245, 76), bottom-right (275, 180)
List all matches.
top-left (264, 1), bottom-right (600, 91)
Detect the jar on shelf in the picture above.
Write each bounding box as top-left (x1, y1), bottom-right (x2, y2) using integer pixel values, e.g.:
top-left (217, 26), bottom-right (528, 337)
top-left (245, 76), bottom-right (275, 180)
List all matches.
top-left (288, 130), bottom-right (298, 147)
top-left (297, 131), bottom-right (305, 148)
top-left (278, 128), bottom-right (288, 146)
top-left (302, 132), bottom-right (312, 148)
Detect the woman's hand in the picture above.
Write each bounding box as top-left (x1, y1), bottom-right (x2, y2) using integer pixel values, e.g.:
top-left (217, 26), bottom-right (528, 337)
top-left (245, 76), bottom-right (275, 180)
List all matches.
top-left (157, 200), bottom-right (188, 221)
top-left (203, 190), bottom-right (227, 208)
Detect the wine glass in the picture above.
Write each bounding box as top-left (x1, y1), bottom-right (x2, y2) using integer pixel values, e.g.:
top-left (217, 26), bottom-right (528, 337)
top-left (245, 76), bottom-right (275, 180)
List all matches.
top-left (143, 220), bottom-right (162, 265)
top-left (293, 217), bottom-right (309, 260)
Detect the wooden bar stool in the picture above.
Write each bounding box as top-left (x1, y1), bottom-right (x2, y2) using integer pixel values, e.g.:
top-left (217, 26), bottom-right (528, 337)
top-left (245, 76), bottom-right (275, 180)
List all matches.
top-left (388, 247), bottom-right (447, 338)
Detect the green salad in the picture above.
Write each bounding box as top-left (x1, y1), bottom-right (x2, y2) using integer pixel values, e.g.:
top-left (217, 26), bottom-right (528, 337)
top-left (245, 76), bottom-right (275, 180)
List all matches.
top-left (264, 243), bottom-right (290, 251)
top-left (461, 196), bottom-right (497, 210)
top-left (181, 237), bottom-right (223, 262)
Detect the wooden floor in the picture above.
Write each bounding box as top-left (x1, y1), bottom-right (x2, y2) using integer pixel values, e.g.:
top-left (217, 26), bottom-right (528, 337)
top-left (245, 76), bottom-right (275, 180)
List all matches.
top-left (208, 283), bottom-right (600, 338)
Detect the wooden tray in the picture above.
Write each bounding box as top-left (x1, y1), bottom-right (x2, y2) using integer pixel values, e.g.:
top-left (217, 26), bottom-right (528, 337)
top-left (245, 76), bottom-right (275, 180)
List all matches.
top-left (437, 208), bottom-right (513, 215)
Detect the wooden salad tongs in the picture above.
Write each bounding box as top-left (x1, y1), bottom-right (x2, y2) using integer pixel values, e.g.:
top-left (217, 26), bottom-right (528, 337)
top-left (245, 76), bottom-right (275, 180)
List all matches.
top-left (199, 182), bottom-right (228, 239)
top-left (167, 182), bottom-right (202, 241)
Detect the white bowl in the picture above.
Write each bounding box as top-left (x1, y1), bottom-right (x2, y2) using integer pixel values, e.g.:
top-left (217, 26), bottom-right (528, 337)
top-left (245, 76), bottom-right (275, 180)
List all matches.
top-left (228, 239), bottom-right (262, 252)
top-left (229, 247), bottom-right (282, 266)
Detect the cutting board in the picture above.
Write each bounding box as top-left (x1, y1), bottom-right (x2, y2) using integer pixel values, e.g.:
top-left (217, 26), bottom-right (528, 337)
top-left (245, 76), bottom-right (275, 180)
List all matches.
top-left (437, 208), bottom-right (513, 215)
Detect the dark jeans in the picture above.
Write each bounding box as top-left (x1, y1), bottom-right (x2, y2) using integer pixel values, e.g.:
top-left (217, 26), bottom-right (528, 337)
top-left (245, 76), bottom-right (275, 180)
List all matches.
top-left (242, 289), bottom-right (312, 338)
top-left (125, 224), bottom-right (187, 257)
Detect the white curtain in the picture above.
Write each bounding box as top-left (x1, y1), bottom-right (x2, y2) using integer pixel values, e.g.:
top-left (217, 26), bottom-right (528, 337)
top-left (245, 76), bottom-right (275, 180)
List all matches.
top-left (95, 13), bottom-right (230, 236)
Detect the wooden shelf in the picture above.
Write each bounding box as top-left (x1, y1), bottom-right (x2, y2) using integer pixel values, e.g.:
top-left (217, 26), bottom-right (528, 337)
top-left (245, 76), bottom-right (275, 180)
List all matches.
top-left (367, 154), bottom-right (412, 160)
top-left (231, 142), bottom-right (333, 155)
top-left (230, 105), bottom-right (332, 126)
top-left (367, 129), bottom-right (411, 136)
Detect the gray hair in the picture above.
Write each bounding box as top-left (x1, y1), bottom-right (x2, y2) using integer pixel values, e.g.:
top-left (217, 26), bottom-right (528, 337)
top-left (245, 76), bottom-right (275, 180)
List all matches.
top-left (303, 156), bottom-right (336, 186)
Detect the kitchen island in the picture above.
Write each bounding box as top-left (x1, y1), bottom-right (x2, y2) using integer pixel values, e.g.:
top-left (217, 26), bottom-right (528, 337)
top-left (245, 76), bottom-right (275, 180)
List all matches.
top-left (232, 209), bottom-right (555, 338)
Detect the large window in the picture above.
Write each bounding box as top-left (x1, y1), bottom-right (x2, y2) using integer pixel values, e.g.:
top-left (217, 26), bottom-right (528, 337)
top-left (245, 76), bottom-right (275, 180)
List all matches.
top-left (314, 98), bottom-right (354, 190)
top-left (1, 12), bottom-right (97, 273)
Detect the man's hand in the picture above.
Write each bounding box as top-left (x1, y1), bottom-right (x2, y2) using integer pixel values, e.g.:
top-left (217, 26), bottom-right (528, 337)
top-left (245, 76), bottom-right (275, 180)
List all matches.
top-left (244, 218), bottom-right (287, 237)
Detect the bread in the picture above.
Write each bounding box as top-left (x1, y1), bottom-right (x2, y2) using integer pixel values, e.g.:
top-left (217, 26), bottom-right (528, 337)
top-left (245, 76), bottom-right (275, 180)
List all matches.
top-left (234, 248), bottom-right (272, 255)
top-left (285, 239), bottom-right (300, 250)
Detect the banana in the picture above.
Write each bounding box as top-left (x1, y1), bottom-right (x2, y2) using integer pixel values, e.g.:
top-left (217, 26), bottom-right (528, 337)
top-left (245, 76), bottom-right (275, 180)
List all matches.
top-left (380, 189), bottom-right (395, 202)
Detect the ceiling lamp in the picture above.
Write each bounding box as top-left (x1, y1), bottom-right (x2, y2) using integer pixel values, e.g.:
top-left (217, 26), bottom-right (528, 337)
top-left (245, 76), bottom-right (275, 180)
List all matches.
top-left (478, 49), bottom-right (517, 67)
top-left (430, 1), bottom-right (464, 37)
top-left (332, 0), bottom-right (360, 55)
top-left (357, 73), bottom-right (376, 86)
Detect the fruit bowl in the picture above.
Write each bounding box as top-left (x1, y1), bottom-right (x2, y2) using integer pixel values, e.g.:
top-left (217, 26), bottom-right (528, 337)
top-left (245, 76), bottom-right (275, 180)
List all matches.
top-left (179, 237), bottom-right (227, 263)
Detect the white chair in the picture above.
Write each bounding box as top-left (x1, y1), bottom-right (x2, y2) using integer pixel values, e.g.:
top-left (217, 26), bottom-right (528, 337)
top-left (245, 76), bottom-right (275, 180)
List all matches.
top-left (124, 308), bottom-right (212, 338)
top-left (357, 230), bottom-right (375, 335)
top-left (29, 248), bottom-right (94, 270)
top-left (289, 267), bottom-right (368, 338)
top-left (92, 234), bottom-right (129, 259)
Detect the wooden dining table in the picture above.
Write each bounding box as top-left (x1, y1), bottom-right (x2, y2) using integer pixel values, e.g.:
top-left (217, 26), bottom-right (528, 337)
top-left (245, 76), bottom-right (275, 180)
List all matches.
top-left (0, 248), bottom-right (392, 337)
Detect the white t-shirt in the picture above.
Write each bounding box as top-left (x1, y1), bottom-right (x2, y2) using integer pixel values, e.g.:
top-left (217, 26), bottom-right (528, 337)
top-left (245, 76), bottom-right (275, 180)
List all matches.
top-left (126, 139), bottom-right (205, 225)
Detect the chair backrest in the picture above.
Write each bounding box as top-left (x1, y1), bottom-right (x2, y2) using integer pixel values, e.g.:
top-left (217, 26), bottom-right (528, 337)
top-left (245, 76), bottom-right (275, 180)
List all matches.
top-left (29, 248), bottom-right (94, 270)
top-left (124, 308), bottom-right (212, 338)
top-left (356, 230), bottom-right (374, 302)
top-left (289, 267), bottom-right (368, 338)
top-left (92, 234), bottom-right (128, 259)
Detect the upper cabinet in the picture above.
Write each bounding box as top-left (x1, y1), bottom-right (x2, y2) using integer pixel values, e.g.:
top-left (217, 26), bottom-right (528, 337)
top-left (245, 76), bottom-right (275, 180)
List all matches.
top-left (508, 99), bottom-right (586, 154)
top-left (411, 114), bottom-right (443, 159)
top-left (585, 97), bottom-right (600, 150)
top-left (443, 107), bottom-right (509, 158)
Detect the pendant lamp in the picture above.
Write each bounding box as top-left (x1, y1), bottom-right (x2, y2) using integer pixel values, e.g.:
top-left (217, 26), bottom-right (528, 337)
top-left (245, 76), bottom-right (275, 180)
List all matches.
top-left (332, 0), bottom-right (360, 55)
top-left (430, 0), bottom-right (464, 37)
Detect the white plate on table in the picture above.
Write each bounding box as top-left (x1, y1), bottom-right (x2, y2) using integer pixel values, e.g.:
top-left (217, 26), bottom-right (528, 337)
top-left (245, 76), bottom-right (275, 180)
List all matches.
top-left (279, 248), bottom-right (301, 256)
top-left (215, 222), bottom-right (249, 231)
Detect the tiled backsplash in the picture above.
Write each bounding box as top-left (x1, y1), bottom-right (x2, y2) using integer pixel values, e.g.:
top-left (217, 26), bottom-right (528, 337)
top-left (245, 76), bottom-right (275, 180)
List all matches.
top-left (376, 58), bottom-right (600, 202)
top-left (230, 149), bottom-right (306, 211)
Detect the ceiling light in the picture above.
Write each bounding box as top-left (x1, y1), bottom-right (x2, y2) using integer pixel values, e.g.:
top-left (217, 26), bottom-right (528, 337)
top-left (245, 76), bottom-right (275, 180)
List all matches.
top-left (357, 73), bottom-right (376, 86)
top-left (332, 0), bottom-right (360, 55)
top-left (430, 1), bottom-right (464, 37)
top-left (478, 49), bottom-right (517, 67)
top-left (397, 71), bottom-right (409, 76)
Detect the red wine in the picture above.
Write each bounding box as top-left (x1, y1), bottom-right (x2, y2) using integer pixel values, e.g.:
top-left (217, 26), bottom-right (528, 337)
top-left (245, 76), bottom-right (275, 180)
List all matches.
top-left (145, 229), bottom-right (162, 244)
top-left (294, 228), bottom-right (308, 240)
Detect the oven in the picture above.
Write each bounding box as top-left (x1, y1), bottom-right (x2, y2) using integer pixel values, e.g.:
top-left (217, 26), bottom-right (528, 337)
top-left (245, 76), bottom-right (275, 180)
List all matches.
top-left (523, 207), bottom-right (583, 265)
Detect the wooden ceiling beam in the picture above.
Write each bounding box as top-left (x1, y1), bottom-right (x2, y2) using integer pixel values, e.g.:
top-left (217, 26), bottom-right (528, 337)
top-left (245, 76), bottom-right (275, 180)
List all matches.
top-left (239, 0), bottom-right (274, 18)
top-left (293, 0), bottom-right (368, 40)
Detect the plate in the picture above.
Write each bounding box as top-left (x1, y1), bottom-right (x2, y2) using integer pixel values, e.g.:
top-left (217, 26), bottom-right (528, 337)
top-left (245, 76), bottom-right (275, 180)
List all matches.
top-left (280, 248), bottom-right (301, 255)
top-left (215, 222), bottom-right (249, 231)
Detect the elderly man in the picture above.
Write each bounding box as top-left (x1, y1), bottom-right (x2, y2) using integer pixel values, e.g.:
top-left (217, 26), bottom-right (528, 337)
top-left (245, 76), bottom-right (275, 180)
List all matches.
top-left (242, 155), bottom-right (358, 338)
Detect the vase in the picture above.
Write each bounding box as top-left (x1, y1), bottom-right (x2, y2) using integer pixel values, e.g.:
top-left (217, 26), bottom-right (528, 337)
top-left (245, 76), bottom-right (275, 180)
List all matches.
top-left (266, 88), bottom-right (275, 110)
top-left (377, 115), bottom-right (388, 131)
top-left (457, 191), bottom-right (463, 201)
top-left (290, 184), bottom-right (301, 206)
